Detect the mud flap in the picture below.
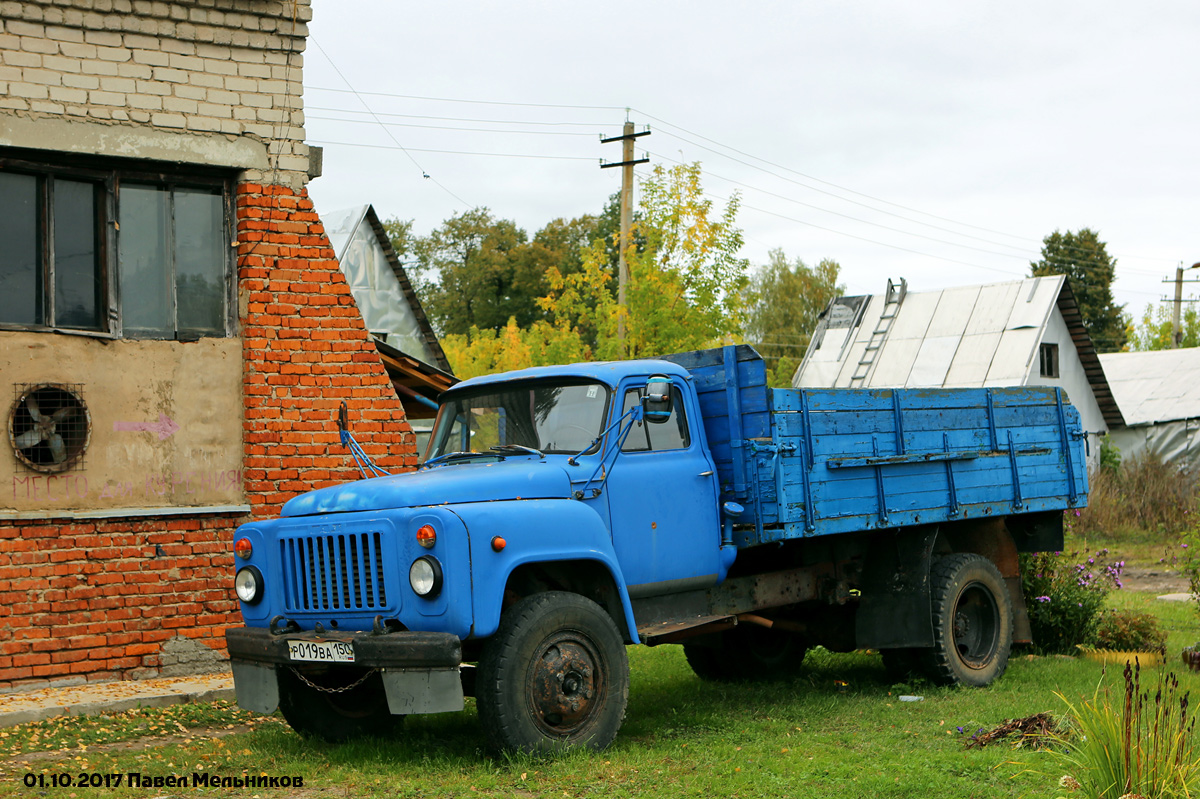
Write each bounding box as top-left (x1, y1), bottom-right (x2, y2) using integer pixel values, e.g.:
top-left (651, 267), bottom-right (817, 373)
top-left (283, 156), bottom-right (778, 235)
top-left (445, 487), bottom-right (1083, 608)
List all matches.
top-left (381, 668), bottom-right (464, 715)
top-left (855, 527), bottom-right (938, 650)
top-left (231, 661), bottom-right (280, 715)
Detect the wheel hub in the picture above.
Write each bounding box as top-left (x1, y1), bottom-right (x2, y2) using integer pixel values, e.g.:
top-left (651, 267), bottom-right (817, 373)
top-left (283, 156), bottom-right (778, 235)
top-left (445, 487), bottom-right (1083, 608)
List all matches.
top-left (953, 582), bottom-right (999, 668)
top-left (528, 633), bottom-right (603, 734)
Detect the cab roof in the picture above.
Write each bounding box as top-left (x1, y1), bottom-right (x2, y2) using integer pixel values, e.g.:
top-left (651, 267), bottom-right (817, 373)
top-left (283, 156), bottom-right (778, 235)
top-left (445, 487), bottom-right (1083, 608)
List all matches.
top-left (445, 358), bottom-right (692, 397)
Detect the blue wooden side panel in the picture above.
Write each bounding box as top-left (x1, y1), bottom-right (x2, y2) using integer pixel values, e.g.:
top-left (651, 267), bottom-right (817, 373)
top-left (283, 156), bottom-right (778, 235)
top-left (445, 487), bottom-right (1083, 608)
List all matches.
top-left (661, 345), bottom-right (769, 507)
top-left (739, 385), bottom-right (1090, 547)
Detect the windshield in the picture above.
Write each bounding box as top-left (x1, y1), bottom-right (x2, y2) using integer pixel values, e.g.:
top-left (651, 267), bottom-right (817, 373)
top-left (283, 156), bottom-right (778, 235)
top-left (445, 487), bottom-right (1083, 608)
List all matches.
top-left (425, 380), bottom-right (610, 461)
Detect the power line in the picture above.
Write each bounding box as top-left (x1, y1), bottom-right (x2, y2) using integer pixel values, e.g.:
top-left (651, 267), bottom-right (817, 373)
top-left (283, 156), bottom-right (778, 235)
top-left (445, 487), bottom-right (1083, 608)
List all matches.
top-left (309, 38), bottom-right (470, 207)
top-left (306, 104), bottom-right (610, 128)
top-left (306, 85), bottom-right (626, 112)
top-left (307, 113), bottom-right (598, 137)
top-left (634, 109), bottom-right (1177, 266)
top-left (307, 139), bottom-right (598, 161)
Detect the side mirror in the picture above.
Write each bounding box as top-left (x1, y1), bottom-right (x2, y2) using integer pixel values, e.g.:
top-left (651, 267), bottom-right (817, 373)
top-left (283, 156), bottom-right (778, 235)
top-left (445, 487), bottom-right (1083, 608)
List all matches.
top-left (642, 376), bottom-right (673, 424)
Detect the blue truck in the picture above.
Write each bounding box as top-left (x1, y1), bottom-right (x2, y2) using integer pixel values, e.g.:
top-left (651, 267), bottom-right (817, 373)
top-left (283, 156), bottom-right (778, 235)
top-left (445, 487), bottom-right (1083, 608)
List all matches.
top-left (225, 345), bottom-right (1087, 752)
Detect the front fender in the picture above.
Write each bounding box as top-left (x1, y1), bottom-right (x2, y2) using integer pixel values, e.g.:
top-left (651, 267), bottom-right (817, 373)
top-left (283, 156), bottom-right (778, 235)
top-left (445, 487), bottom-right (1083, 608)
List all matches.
top-left (447, 499), bottom-right (638, 643)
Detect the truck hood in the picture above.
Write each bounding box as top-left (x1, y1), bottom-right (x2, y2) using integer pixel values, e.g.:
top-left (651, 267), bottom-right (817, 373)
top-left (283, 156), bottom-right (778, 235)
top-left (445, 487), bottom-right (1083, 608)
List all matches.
top-left (280, 459), bottom-right (575, 516)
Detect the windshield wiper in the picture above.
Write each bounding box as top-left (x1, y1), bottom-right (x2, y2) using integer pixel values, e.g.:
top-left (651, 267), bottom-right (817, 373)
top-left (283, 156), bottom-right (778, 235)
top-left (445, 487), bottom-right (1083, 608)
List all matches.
top-left (422, 451), bottom-right (496, 468)
top-left (490, 444), bottom-right (545, 458)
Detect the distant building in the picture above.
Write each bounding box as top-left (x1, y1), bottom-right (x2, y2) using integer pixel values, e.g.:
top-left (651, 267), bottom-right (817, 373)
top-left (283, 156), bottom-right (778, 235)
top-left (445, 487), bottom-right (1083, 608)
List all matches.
top-left (324, 205), bottom-right (457, 454)
top-left (1099, 348), bottom-right (1200, 471)
top-left (793, 276), bottom-right (1124, 464)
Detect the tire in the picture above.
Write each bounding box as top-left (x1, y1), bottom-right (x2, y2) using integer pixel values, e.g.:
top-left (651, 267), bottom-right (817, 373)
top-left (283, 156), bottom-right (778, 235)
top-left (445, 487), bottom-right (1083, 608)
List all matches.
top-left (683, 625), bottom-right (808, 682)
top-left (922, 553), bottom-right (1013, 687)
top-left (476, 591), bottom-right (629, 753)
top-left (277, 665), bottom-right (402, 743)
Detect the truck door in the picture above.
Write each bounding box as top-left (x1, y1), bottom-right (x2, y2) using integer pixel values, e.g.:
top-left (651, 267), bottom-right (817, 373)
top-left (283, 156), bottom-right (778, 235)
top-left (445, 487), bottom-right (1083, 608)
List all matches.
top-left (605, 378), bottom-right (722, 598)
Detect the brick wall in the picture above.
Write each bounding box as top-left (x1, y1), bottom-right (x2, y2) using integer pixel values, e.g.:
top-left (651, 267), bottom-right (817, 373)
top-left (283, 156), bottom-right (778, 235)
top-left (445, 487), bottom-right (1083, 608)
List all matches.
top-left (0, 1), bottom-right (422, 689)
top-left (238, 181), bottom-right (417, 520)
top-left (0, 0), bottom-right (310, 186)
top-left (0, 182), bottom-right (419, 690)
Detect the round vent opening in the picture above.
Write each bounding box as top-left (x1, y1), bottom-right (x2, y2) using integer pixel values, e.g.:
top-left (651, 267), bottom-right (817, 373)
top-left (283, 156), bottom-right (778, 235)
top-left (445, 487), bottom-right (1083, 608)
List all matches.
top-left (9, 384), bottom-right (91, 473)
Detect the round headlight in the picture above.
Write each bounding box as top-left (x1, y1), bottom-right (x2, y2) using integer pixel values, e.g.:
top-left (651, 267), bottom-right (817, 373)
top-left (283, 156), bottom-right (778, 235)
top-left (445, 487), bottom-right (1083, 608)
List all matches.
top-left (409, 556), bottom-right (443, 598)
top-left (234, 566), bottom-right (264, 605)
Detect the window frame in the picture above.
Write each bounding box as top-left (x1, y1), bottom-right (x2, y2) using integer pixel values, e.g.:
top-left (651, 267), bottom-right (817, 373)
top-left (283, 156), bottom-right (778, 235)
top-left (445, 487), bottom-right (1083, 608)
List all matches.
top-left (1039, 342), bottom-right (1060, 378)
top-left (0, 149), bottom-right (237, 340)
top-left (620, 384), bottom-right (691, 453)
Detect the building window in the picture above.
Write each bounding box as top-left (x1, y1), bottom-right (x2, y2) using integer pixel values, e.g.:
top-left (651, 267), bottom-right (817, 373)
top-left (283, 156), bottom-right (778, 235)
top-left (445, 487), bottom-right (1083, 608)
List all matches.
top-left (0, 150), bottom-right (234, 339)
top-left (1039, 342), bottom-right (1060, 378)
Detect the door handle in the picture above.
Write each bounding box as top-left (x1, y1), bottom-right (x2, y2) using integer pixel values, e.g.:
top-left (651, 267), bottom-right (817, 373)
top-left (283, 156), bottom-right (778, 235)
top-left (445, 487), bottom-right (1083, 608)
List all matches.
top-left (698, 470), bottom-right (714, 477)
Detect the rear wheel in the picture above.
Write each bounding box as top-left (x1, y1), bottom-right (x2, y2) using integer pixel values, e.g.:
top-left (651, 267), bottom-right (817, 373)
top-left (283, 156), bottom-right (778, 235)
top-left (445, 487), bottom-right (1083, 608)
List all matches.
top-left (277, 665), bottom-right (402, 742)
top-left (922, 554), bottom-right (1013, 686)
top-left (477, 592), bottom-right (629, 753)
top-left (683, 624), bottom-right (808, 682)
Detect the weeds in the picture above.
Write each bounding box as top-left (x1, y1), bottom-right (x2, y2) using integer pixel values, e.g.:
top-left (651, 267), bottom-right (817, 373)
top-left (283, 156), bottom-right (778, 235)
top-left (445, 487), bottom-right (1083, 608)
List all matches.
top-left (1021, 548), bottom-right (1124, 654)
top-left (1054, 661), bottom-right (1200, 798)
top-left (1076, 452), bottom-right (1200, 543)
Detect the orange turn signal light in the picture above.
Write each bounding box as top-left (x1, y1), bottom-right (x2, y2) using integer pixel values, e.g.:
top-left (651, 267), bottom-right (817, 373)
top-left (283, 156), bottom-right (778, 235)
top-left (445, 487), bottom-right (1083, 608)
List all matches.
top-left (416, 524), bottom-right (437, 549)
top-left (491, 536), bottom-right (506, 552)
top-left (234, 538), bottom-right (253, 559)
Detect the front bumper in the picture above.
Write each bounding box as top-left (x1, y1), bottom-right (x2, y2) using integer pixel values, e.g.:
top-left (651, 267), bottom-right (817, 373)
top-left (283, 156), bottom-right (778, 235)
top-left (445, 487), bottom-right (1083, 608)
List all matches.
top-left (225, 626), bottom-right (464, 716)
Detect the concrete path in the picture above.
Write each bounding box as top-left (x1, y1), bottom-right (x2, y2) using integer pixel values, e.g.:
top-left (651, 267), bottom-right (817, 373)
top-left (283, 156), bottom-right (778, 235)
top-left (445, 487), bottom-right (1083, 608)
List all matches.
top-left (0, 672), bottom-right (234, 728)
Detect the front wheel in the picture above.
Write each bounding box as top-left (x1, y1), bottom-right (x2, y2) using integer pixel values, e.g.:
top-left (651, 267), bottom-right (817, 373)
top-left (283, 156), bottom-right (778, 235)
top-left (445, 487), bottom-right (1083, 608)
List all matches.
top-left (923, 553), bottom-right (1013, 687)
top-left (277, 665), bottom-right (402, 742)
top-left (476, 591), bottom-right (629, 753)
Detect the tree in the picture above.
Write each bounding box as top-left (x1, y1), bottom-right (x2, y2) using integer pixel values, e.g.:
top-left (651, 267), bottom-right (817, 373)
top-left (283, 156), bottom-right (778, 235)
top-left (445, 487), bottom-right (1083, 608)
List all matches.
top-left (439, 163), bottom-right (750, 375)
top-left (1030, 228), bottom-right (1126, 352)
top-left (744, 249), bottom-right (843, 386)
top-left (1127, 300), bottom-right (1200, 351)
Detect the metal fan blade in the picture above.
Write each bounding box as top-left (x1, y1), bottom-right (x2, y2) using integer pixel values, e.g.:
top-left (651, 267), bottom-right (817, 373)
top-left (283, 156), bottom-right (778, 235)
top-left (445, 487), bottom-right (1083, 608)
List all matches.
top-left (14, 429), bottom-right (43, 449)
top-left (25, 395), bottom-right (43, 423)
top-left (51, 406), bottom-right (74, 423)
top-left (49, 433), bottom-right (66, 463)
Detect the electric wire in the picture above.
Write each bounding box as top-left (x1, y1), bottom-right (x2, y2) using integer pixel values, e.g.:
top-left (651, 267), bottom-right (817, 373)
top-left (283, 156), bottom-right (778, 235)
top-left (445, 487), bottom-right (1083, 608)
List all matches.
top-left (307, 139), bottom-right (597, 161)
top-left (309, 38), bottom-right (470, 207)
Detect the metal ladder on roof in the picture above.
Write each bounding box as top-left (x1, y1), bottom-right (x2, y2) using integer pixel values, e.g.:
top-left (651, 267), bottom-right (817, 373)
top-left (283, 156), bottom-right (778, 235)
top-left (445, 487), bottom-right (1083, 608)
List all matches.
top-left (848, 278), bottom-right (906, 387)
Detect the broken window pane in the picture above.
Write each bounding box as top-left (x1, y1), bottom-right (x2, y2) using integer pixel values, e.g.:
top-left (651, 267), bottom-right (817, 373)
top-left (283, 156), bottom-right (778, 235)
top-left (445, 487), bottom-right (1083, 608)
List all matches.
top-left (0, 172), bottom-right (41, 326)
top-left (118, 184), bottom-right (172, 335)
top-left (175, 188), bottom-right (225, 334)
top-left (53, 178), bottom-right (102, 330)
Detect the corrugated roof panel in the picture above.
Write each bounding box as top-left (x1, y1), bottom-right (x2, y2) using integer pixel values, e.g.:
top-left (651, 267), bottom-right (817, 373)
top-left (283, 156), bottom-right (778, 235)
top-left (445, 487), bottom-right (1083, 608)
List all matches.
top-left (986, 328), bottom-right (1040, 383)
top-left (964, 282), bottom-right (1020, 335)
top-left (885, 291), bottom-right (940, 339)
top-left (944, 332), bottom-right (1003, 385)
top-left (925, 286), bottom-right (981, 337)
top-left (1006, 276), bottom-right (1062, 330)
top-left (907, 336), bottom-right (960, 387)
top-left (869, 337), bottom-right (923, 386)
top-left (1099, 349), bottom-right (1200, 425)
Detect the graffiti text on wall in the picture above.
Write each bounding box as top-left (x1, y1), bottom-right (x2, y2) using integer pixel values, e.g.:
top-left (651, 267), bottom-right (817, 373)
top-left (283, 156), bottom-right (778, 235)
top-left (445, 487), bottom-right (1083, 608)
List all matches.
top-left (11, 470), bottom-right (244, 504)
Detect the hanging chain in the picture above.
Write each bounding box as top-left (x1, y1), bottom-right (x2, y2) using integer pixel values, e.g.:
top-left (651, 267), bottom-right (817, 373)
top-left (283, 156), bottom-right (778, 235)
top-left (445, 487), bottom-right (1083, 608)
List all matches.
top-left (289, 666), bottom-right (379, 694)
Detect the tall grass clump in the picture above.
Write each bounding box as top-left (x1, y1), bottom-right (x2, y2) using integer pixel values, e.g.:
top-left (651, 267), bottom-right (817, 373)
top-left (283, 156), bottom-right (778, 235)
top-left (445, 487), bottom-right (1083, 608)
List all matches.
top-left (1075, 450), bottom-right (1200, 542)
top-left (1054, 661), bottom-right (1200, 798)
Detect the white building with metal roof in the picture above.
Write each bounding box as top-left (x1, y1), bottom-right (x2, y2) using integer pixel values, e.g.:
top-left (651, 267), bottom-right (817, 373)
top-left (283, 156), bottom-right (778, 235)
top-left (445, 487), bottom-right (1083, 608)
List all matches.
top-left (1098, 348), bottom-right (1200, 470)
top-left (793, 275), bottom-right (1124, 466)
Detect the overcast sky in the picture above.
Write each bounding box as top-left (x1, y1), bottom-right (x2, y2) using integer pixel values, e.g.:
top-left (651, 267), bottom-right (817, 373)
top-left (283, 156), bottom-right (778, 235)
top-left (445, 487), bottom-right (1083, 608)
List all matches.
top-left (302, 1), bottom-right (1200, 323)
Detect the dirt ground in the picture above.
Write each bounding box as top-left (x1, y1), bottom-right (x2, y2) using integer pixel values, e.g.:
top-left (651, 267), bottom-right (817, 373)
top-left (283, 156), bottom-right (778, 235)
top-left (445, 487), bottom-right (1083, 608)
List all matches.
top-left (1121, 566), bottom-right (1190, 595)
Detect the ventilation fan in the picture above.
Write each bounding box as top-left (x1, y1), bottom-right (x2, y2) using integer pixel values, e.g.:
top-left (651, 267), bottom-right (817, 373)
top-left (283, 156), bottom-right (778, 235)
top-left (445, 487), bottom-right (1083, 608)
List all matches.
top-left (9, 385), bottom-right (90, 473)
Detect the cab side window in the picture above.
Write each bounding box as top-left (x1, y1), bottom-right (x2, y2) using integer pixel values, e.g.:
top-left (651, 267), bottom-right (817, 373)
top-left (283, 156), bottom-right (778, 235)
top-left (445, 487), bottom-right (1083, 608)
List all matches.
top-left (621, 386), bottom-right (690, 452)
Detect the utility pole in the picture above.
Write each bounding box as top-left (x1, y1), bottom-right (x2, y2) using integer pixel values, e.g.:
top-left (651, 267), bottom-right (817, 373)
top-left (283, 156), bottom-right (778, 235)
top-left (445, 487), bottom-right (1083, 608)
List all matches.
top-left (1162, 262), bottom-right (1200, 348)
top-left (600, 120), bottom-right (650, 353)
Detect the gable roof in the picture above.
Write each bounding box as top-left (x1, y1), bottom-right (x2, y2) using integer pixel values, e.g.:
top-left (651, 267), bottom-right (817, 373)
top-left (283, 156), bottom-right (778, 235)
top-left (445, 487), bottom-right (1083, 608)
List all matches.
top-left (1099, 348), bottom-right (1200, 427)
top-left (794, 275), bottom-right (1124, 428)
top-left (324, 204), bottom-right (451, 374)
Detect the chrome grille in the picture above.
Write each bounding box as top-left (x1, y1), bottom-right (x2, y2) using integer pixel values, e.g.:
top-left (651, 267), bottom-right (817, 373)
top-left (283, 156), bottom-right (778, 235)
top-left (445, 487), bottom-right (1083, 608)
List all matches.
top-left (280, 531), bottom-right (389, 612)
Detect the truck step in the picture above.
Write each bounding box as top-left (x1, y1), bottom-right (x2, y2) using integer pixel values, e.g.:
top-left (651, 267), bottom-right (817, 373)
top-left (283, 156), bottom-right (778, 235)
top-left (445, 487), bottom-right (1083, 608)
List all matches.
top-left (637, 614), bottom-right (737, 646)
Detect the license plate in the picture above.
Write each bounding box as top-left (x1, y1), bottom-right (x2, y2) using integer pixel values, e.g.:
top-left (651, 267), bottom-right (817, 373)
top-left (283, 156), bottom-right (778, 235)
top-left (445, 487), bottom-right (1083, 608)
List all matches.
top-left (287, 640), bottom-right (355, 663)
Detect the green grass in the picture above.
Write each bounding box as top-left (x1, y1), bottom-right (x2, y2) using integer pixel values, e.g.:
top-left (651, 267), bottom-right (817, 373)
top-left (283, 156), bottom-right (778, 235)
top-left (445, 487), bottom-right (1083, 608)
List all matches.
top-left (5, 637), bottom-right (1200, 798)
